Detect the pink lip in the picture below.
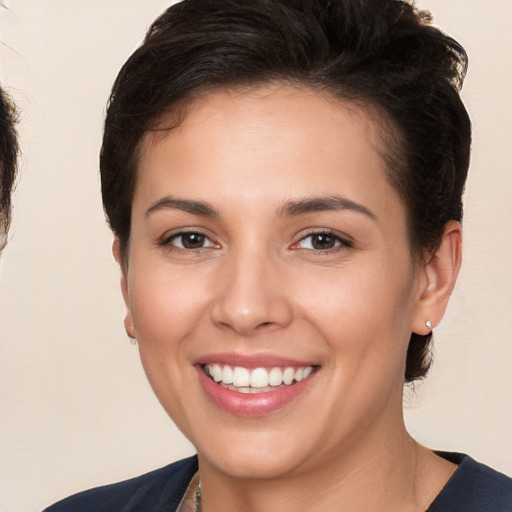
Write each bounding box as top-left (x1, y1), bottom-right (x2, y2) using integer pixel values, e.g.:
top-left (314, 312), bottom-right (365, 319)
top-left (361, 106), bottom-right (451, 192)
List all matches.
top-left (195, 363), bottom-right (317, 417)
top-left (194, 352), bottom-right (315, 369)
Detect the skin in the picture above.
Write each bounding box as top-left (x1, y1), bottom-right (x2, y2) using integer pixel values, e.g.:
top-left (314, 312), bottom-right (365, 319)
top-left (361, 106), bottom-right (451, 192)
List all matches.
top-left (114, 86), bottom-right (462, 511)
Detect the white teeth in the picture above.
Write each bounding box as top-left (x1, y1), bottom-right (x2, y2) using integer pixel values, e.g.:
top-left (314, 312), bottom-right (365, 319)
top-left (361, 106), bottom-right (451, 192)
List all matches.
top-left (232, 367), bottom-right (250, 387)
top-left (211, 363), bottom-right (222, 382)
top-left (204, 364), bottom-right (314, 389)
top-left (221, 365), bottom-right (233, 384)
top-left (303, 366), bottom-right (313, 379)
top-left (283, 367), bottom-right (295, 385)
top-left (250, 368), bottom-right (269, 388)
top-left (268, 367), bottom-right (283, 386)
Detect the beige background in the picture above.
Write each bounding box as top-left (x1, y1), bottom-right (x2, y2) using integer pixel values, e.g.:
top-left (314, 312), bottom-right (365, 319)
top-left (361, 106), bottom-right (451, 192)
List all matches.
top-left (0, 1), bottom-right (511, 510)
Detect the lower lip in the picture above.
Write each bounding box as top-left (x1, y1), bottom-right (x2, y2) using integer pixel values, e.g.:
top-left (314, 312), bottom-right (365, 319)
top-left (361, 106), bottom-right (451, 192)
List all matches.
top-left (196, 366), bottom-right (316, 417)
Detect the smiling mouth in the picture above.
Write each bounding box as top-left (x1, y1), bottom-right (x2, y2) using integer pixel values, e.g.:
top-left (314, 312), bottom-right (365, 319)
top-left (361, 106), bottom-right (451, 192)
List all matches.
top-left (203, 364), bottom-right (316, 394)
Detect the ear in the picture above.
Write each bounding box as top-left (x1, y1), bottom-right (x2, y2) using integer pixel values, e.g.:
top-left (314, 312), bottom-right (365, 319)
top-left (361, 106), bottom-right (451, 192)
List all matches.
top-left (112, 236), bottom-right (136, 339)
top-left (411, 221), bottom-right (462, 335)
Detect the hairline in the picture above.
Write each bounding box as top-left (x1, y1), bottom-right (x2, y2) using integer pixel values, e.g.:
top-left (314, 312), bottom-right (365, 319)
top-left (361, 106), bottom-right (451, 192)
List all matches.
top-left (120, 80), bottom-right (421, 264)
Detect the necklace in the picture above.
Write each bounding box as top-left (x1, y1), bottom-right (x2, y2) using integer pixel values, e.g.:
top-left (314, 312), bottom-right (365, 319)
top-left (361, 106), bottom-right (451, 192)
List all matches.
top-left (195, 479), bottom-right (201, 512)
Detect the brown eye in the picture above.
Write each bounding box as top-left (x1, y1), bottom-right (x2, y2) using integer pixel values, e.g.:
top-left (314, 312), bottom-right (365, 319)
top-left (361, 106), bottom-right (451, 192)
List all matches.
top-left (181, 233), bottom-right (205, 249)
top-left (311, 234), bottom-right (337, 250)
top-left (296, 232), bottom-right (350, 251)
top-left (167, 232), bottom-right (215, 250)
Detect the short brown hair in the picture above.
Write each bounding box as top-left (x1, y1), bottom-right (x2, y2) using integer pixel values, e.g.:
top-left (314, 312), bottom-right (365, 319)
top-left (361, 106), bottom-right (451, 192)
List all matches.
top-left (0, 86), bottom-right (19, 250)
top-left (100, 0), bottom-right (471, 381)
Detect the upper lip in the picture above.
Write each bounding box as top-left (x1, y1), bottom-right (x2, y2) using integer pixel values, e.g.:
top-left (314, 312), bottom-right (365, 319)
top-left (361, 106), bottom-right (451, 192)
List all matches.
top-left (194, 352), bottom-right (317, 369)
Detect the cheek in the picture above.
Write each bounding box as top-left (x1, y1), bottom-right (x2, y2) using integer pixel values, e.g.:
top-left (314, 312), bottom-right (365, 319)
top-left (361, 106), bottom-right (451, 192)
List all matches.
top-left (128, 263), bottom-right (212, 348)
top-left (294, 260), bottom-right (416, 366)
top-left (297, 260), bottom-right (413, 322)
top-left (126, 266), bottom-right (207, 422)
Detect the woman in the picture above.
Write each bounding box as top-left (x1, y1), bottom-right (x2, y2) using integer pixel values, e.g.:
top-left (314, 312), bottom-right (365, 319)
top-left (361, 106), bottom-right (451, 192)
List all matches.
top-left (45, 0), bottom-right (512, 510)
top-left (0, 85), bottom-right (18, 251)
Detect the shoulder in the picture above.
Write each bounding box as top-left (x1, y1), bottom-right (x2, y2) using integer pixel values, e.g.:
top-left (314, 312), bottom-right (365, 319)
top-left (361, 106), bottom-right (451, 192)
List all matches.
top-left (429, 452), bottom-right (512, 511)
top-left (42, 456), bottom-right (198, 512)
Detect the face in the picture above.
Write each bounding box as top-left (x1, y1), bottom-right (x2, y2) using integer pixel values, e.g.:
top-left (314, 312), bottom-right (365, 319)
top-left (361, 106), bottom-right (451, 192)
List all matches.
top-left (121, 86), bottom-right (429, 480)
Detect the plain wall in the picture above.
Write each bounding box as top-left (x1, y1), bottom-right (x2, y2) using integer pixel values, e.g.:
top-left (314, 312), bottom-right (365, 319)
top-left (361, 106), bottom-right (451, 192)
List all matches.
top-left (0, 1), bottom-right (510, 510)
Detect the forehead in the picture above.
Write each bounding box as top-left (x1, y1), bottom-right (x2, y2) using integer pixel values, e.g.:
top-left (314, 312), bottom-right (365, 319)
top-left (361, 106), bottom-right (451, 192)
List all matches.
top-left (146, 85), bottom-right (385, 151)
top-left (136, 86), bottom-right (403, 218)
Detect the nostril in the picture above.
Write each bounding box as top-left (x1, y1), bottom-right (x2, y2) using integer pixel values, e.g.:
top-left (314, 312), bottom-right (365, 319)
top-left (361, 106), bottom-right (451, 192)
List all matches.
top-left (255, 321), bottom-right (279, 331)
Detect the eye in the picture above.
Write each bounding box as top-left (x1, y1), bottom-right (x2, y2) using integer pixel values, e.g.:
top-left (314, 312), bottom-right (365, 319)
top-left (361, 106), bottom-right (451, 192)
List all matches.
top-left (295, 231), bottom-right (351, 251)
top-left (164, 231), bottom-right (217, 250)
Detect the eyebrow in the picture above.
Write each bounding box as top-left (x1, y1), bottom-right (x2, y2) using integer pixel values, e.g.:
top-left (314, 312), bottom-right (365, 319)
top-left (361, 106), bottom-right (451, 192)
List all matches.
top-left (145, 197), bottom-right (219, 218)
top-left (279, 195), bottom-right (377, 220)
top-left (145, 194), bottom-right (376, 221)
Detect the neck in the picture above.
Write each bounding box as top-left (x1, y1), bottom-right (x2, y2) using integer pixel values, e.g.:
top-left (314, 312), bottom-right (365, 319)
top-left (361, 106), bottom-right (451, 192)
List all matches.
top-left (196, 419), bottom-right (452, 512)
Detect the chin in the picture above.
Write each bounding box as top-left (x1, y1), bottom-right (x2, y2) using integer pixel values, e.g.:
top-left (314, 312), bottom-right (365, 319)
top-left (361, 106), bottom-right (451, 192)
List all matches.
top-left (199, 443), bottom-right (307, 480)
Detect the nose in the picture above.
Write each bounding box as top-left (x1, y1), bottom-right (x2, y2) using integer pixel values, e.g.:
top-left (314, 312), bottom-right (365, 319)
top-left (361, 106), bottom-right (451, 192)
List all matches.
top-left (210, 248), bottom-right (293, 336)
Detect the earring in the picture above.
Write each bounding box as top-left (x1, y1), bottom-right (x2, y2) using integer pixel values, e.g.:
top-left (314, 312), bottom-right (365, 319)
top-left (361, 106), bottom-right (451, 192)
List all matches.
top-left (425, 320), bottom-right (432, 330)
top-left (129, 336), bottom-right (137, 345)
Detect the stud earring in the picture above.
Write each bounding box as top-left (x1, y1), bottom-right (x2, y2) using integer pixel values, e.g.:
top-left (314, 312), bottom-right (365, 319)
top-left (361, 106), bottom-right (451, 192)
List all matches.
top-left (129, 336), bottom-right (137, 345)
top-left (425, 320), bottom-right (432, 330)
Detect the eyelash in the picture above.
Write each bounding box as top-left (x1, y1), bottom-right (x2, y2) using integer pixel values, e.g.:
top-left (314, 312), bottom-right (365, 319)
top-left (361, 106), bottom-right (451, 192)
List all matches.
top-left (159, 230), bottom-right (218, 252)
top-left (159, 229), bottom-right (352, 254)
top-left (293, 230), bottom-right (353, 253)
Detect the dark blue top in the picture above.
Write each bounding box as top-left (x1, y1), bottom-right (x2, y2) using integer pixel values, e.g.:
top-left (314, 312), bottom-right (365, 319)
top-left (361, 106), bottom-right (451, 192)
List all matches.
top-left (44, 452), bottom-right (512, 511)
top-left (427, 452), bottom-right (512, 511)
top-left (43, 457), bottom-right (198, 512)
